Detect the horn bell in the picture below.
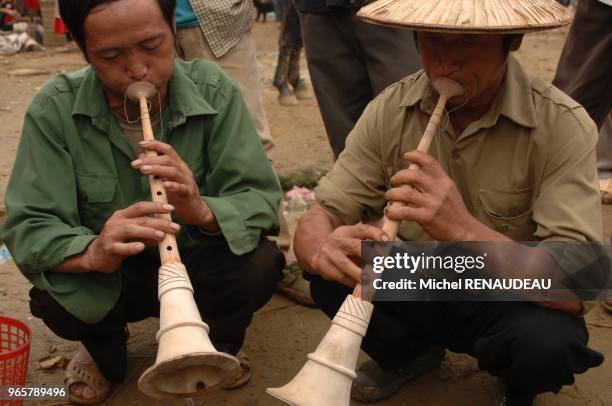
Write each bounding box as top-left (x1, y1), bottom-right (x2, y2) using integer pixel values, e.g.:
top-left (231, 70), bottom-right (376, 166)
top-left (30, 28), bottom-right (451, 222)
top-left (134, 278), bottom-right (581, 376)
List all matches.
top-left (267, 295), bottom-right (374, 406)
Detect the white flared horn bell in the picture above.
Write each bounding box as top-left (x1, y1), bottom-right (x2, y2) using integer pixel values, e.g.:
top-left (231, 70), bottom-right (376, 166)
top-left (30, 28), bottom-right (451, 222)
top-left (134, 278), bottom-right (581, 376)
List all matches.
top-left (267, 295), bottom-right (374, 406)
top-left (138, 262), bottom-right (241, 398)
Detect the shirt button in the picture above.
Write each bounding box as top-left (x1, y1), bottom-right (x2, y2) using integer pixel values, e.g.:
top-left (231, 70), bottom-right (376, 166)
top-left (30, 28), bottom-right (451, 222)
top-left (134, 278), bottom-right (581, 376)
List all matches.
top-left (78, 191), bottom-right (88, 202)
top-left (452, 152), bottom-right (460, 160)
top-left (500, 223), bottom-right (509, 232)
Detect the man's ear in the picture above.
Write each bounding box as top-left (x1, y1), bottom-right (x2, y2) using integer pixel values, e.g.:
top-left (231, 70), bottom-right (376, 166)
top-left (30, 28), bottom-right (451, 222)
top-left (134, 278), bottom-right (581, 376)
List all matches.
top-left (509, 34), bottom-right (524, 52)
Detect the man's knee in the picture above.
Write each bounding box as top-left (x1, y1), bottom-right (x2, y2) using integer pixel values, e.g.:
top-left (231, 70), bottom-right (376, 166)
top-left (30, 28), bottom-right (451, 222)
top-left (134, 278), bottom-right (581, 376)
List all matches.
top-left (480, 309), bottom-right (604, 393)
top-left (236, 239), bottom-right (285, 308)
top-left (29, 288), bottom-right (94, 341)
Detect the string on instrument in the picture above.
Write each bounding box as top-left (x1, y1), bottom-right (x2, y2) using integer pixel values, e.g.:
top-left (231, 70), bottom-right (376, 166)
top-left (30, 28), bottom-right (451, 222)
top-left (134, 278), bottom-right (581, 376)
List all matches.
top-left (123, 85), bottom-right (166, 142)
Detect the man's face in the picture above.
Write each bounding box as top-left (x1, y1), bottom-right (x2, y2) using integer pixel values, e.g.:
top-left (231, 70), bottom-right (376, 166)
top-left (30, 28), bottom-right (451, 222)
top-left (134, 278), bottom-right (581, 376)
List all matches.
top-left (83, 0), bottom-right (175, 105)
top-left (417, 33), bottom-right (517, 107)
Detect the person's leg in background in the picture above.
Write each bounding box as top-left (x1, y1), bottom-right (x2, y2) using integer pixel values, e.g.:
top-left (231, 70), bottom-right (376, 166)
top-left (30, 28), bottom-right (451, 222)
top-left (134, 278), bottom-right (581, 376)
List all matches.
top-left (273, 0), bottom-right (309, 106)
top-left (176, 26), bottom-right (294, 268)
top-left (176, 27), bottom-right (275, 161)
top-left (298, 11), bottom-right (379, 160)
top-left (298, 10), bottom-right (420, 159)
top-left (552, 0), bottom-right (612, 205)
top-left (355, 17), bottom-right (420, 96)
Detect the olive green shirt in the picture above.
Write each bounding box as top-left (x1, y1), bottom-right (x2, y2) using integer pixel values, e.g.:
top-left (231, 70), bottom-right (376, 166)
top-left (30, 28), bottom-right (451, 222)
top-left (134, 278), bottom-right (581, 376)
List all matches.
top-left (316, 56), bottom-right (603, 242)
top-left (0, 59), bottom-right (281, 323)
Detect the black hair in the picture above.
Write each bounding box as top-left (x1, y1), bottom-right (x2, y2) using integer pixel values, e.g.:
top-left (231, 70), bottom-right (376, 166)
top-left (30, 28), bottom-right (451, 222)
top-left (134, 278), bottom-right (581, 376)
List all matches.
top-left (58, 0), bottom-right (176, 57)
top-left (412, 31), bottom-right (521, 57)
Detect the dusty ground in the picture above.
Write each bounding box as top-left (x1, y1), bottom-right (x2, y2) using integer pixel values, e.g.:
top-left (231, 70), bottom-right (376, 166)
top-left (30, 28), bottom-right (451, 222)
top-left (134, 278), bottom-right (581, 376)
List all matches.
top-left (0, 18), bottom-right (611, 406)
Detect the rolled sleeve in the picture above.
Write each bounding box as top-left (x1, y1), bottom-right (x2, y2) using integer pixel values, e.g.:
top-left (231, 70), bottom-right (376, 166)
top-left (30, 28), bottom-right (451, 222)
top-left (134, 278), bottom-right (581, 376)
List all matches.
top-left (194, 75), bottom-right (281, 255)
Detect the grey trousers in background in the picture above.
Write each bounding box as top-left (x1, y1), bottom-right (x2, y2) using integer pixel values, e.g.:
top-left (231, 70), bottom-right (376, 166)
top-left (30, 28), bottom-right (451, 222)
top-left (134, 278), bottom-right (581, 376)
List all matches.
top-left (298, 10), bottom-right (421, 159)
top-left (552, 0), bottom-right (612, 179)
top-left (175, 27), bottom-right (276, 161)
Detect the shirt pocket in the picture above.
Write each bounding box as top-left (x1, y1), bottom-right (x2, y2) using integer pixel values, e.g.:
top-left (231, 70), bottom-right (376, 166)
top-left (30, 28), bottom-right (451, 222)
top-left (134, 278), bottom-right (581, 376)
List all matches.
top-left (75, 173), bottom-right (118, 232)
top-left (479, 186), bottom-right (536, 241)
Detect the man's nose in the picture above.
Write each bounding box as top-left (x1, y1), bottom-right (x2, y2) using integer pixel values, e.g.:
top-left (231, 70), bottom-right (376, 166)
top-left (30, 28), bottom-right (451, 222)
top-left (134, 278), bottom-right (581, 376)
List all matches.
top-left (126, 58), bottom-right (149, 81)
top-left (436, 51), bottom-right (461, 77)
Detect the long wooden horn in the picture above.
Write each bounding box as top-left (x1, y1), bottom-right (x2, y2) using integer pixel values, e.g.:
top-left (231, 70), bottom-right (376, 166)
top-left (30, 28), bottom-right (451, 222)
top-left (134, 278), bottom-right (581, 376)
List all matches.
top-left (267, 77), bottom-right (465, 406)
top-left (126, 81), bottom-right (241, 399)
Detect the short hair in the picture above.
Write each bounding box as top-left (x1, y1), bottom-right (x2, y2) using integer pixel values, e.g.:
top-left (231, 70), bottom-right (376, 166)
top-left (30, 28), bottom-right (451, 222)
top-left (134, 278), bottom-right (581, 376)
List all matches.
top-left (58, 0), bottom-right (176, 57)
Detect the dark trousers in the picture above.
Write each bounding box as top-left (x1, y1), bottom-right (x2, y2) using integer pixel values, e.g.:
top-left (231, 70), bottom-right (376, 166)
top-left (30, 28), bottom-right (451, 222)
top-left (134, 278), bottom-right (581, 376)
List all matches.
top-left (29, 238), bottom-right (285, 382)
top-left (305, 273), bottom-right (604, 398)
top-left (273, 0), bottom-right (303, 92)
top-left (298, 10), bottom-right (420, 159)
top-left (553, 0), bottom-right (612, 130)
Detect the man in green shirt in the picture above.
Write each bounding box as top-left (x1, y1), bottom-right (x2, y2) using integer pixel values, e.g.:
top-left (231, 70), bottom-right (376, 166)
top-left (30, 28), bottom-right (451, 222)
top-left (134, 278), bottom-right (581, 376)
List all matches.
top-left (294, 1), bottom-right (605, 405)
top-left (0, 0), bottom-right (284, 402)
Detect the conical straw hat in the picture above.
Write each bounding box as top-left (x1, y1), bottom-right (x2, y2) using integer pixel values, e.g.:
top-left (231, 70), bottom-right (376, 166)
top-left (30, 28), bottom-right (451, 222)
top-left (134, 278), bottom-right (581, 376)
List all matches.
top-left (357, 0), bottom-right (572, 34)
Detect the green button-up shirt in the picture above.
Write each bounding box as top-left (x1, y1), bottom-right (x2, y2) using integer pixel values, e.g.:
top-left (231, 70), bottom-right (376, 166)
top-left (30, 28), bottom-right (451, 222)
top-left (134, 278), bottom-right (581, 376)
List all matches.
top-left (1, 59), bottom-right (281, 323)
top-left (316, 56), bottom-right (603, 242)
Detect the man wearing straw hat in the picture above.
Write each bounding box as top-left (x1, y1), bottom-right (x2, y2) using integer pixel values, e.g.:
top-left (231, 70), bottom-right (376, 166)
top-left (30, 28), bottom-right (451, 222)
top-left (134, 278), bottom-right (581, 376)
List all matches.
top-left (0, 0), bottom-right (285, 403)
top-left (294, 0), bottom-right (605, 404)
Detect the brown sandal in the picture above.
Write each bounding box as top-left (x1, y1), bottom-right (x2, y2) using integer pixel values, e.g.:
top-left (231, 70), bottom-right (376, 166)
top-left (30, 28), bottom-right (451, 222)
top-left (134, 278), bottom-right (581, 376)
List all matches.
top-left (64, 347), bottom-right (111, 405)
top-left (602, 299), bottom-right (612, 315)
top-left (222, 351), bottom-right (251, 390)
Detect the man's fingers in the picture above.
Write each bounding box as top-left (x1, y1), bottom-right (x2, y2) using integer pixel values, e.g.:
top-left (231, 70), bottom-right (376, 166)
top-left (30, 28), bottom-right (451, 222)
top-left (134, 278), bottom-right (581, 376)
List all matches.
top-left (328, 253), bottom-right (362, 284)
top-left (338, 223), bottom-right (388, 242)
top-left (385, 204), bottom-right (430, 223)
top-left (403, 150), bottom-right (446, 179)
top-left (390, 168), bottom-right (430, 192)
top-left (385, 185), bottom-right (429, 207)
top-left (120, 224), bottom-right (167, 242)
top-left (110, 242), bottom-right (145, 257)
top-left (131, 154), bottom-right (174, 169)
top-left (162, 181), bottom-right (191, 196)
top-left (318, 259), bottom-right (357, 288)
top-left (118, 201), bottom-right (174, 218)
top-left (139, 164), bottom-right (183, 182)
top-left (139, 140), bottom-right (182, 161)
top-left (334, 237), bottom-right (361, 257)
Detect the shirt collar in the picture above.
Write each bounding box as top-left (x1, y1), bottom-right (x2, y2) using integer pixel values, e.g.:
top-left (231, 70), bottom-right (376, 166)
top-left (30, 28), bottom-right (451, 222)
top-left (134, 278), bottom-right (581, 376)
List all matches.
top-left (399, 56), bottom-right (538, 130)
top-left (72, 59), bottom-right (217, 130)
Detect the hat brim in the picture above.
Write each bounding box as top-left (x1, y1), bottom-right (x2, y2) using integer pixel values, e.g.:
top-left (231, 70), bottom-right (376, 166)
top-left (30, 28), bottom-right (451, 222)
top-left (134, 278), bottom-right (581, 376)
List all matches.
top-left (357, 0), bottom-right (573, 34)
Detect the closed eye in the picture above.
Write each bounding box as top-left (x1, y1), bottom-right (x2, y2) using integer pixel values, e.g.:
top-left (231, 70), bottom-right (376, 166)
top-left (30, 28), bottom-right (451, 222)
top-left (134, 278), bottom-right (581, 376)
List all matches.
top-left (141, 38), bottom-right (163, 52)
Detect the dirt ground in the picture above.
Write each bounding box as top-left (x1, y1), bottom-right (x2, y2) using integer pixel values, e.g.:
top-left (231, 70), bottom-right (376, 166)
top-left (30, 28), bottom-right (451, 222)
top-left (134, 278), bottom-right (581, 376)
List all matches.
top-left (0, 18), bottom-right (611, 406)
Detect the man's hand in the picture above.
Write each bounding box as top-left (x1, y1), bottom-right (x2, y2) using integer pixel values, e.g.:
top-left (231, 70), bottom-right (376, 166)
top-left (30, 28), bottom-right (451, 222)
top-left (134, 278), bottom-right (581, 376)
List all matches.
top-left (310, 224), bottom-right (388, 288)
top-left (385, 150), bottom-right (478, 241)
top-left (84, 201), bottom-right (180, 273)
top-left (131, 140), bottom-right (218, 232)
